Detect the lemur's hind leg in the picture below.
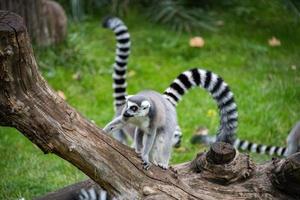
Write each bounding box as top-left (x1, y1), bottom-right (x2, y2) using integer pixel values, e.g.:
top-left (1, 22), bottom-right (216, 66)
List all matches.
top-left (158, 137), bottom-right (173, 169)
top-left (151, 131), bottom-right (173, 170)
top-left (134, 128), bottom-right (143, 156)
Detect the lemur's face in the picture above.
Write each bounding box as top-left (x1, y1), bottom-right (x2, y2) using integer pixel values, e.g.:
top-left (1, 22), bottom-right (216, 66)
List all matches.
top-left (123, 96), bottom-right (151, 118)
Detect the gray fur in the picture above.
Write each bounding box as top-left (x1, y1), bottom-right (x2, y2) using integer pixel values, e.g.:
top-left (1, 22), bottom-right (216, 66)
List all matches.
top-left (104, 90), bottom-right (177, 169)
top-left (285, 121), bottom-right (300, 156)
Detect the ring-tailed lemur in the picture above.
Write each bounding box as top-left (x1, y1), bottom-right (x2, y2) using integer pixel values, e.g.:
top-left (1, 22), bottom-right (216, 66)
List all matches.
top-left (103, 16), bottom-right (182, 147)
top-left (104, 68), bottom-right (238, 170)
top-left (191, 121), bottom-right (300, 157)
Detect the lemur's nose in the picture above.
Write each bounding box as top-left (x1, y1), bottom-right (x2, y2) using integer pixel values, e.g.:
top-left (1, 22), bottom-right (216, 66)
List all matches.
top-left (123, 111), bottom-right (133, 117)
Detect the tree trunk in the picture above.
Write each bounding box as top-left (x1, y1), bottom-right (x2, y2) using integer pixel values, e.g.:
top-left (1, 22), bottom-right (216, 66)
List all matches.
top-left (0, 0), bottom-right (67, 46)
top-left (1, 11), bottom-right (300, 200)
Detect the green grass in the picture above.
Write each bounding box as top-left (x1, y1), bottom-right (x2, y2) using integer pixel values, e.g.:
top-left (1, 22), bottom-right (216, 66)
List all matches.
top-left (1, 2), bottom-right (300, 199)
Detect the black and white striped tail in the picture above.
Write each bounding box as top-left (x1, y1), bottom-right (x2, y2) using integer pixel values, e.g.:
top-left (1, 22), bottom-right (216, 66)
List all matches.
top-left (164, 68), bottom-right (238, 144)
top-left (78, 187), bottom-right (112, 200)
top-left (103, 17), bottom-right (130, 109)
top-left (190, 134), bottom-right (287, 157)
top-left (234, 139), bottom-right (287, 157)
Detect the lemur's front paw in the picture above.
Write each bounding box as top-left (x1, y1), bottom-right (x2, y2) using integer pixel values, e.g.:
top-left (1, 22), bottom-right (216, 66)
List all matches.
top-left (158, 163), bottom-right (168, 170)
top-left (103, 125), bottom-right (114, 134)
top-left (142, 161), bottom-right (151, 170)
top-left (141, 155), bottom-right (151, 170)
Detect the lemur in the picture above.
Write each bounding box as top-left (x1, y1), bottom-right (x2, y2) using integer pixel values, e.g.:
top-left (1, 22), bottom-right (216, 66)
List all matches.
top-left (104, 68), bottom-right (238, 169)
top-left (102, 16), bottom-right (182, 147)
top-left (78, 16), bottom-right (187, 200)
top-left (191, 121), bottom-right (300, 157)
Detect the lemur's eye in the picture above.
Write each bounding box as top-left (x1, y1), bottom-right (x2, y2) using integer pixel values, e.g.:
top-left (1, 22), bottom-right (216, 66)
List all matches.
top-left (130, 105), bottom-right (138, 112)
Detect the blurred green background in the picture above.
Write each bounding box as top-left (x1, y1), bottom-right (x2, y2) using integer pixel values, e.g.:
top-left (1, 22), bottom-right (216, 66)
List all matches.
top-left (0, 0), bottom-right (300, 199)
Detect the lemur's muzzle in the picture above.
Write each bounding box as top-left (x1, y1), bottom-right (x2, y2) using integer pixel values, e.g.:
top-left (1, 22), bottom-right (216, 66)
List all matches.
top-left (123, 111), bottom-right (133, 118)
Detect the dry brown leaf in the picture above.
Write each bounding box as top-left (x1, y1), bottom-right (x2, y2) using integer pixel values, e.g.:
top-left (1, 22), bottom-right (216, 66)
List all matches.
top-left (57, 90), bottom-right (66, 100)
top-left (194, 126), bottom-right (209, 136)
top-left (189, 36), bottom-right (205, 48)
top-left (268, 36), bottom-right (281, 47)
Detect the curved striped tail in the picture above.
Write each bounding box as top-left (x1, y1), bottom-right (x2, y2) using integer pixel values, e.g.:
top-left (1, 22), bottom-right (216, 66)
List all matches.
top-left (163, 68), bottom-right (238, 144)
top-left (102, 17), bottom-right (131, 109)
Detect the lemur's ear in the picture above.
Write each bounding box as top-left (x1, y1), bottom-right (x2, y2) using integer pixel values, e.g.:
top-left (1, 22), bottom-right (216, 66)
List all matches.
top-left (141, 100), bottom-right (150, 108)
top-left (125, 95), bottom-right (133, 101)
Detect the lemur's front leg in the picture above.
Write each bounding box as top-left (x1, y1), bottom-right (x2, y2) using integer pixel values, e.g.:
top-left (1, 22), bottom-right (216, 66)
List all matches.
top-left (134, 128), bottom-right (143, 157)
top-left (103, 115), bottom-right (126, 134)
top-left (141, 128), bottom-right (157, 170)
top-left (157, 136), bottom-right (172, 170)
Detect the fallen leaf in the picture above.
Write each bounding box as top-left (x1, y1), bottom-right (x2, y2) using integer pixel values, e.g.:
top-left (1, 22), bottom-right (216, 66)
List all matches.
top-left (207, 109), bottom-right (217, 118)
top-left (216, 20), bottom-right (224, 26)
top-left (72, 71), bottom-right (81, 80)
top-left (128, 70), bottom-right (136, 77)
top-left (268, 36), bottom-right (281, 47)
top-left (194, 126), bottom-right (209, 136)
top-left (57, 90), bottom-right (66, 100)
top-left (189, 36), bottom-right (205, 48)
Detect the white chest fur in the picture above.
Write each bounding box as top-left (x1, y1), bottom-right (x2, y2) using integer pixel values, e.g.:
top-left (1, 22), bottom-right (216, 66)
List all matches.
top-left (129, 116), bottom-right (150, 132)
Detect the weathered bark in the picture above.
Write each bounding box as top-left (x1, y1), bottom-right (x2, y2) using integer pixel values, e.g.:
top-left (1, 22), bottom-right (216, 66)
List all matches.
top-left (0, 0), bottom-right (67, 46)
top-left (1, 11), bottom-right (300, 200)
top-left (35, 179), bottom-right (100, 200)
top-left (270, 153), bottom-right (300, 196)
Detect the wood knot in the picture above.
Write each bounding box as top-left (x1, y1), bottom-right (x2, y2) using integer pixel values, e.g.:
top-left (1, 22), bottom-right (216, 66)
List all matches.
top-left (143, 186), bottom-right (157, 196)
top-left (0, 45), bottom-right (13, 59)
top-left (191, 142), bottom-right (255, 185)
top-left (69, 144), bottom-right (76, 152)
top-left (206, 142), bottom-right (236, 165)
top-left (8, 97), bottom-right (30, 116)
